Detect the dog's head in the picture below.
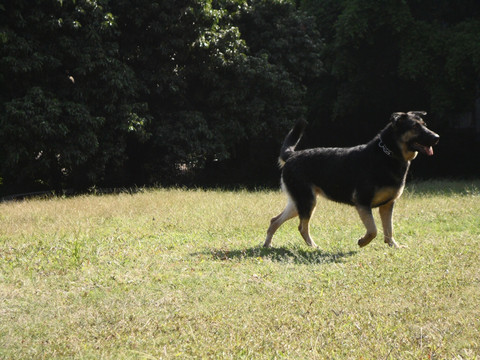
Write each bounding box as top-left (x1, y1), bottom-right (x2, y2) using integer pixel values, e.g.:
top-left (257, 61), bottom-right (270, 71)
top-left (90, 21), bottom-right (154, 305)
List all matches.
top-left (390, 111), bottom-right (440, 161)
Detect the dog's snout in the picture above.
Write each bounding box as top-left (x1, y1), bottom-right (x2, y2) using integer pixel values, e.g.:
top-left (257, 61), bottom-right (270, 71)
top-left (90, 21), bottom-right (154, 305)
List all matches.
top-left (425, 128), bottom-right (440, 145)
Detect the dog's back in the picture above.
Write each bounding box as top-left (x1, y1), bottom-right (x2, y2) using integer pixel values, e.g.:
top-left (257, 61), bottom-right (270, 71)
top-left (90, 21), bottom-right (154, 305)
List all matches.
top-left (282, 144), bottom-right (371, 205)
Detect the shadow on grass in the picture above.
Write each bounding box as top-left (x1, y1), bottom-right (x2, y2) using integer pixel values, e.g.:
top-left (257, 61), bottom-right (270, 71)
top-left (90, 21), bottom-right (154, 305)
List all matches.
top-left (198, 246), bottom-right (357, 265)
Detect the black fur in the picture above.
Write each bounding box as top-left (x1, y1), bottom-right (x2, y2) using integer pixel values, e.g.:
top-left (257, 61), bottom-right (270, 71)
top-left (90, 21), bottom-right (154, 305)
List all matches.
top-left (279, 119), bottom-right (308, 164)
top-left (265, 111), bottom-right (440, 248)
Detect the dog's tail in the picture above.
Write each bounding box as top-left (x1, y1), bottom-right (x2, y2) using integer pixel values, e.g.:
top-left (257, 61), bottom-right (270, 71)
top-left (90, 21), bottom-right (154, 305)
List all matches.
top-left (278, 119), bottom-right (307, 167)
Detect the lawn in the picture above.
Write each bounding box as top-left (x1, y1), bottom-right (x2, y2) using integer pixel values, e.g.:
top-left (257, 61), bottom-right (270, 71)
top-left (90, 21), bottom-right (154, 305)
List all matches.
top-left (1, 180), bottom-right (479, 359)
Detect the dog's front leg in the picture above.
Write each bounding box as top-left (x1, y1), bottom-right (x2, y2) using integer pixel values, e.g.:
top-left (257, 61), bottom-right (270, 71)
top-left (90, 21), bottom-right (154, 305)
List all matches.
top-left (356, 205), bottom-right (377, 247)
top-left (379, 201), bottom-right (402, 248)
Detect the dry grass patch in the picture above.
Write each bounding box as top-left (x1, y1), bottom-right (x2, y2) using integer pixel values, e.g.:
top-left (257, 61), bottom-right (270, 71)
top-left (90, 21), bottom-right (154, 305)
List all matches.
top-left (1, 181), bottom-right (479, 359)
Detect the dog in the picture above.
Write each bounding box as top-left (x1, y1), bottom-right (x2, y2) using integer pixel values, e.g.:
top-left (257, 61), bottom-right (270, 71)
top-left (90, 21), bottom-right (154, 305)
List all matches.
top-left (264, 111), bottom-right (440, 249)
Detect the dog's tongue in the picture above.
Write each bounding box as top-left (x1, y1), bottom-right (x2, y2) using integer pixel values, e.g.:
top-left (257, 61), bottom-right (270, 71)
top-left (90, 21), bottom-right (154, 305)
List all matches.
top-left (424, 146), bottom-right (434, 156)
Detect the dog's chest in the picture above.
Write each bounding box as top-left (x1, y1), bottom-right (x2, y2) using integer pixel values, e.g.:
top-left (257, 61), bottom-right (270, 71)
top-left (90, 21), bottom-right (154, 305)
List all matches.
top-left (371, 185), bottom-right (405, 207)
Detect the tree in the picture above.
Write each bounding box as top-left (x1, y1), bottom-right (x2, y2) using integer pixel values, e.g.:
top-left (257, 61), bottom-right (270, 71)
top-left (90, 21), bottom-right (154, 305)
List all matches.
top-left (113, 0), bottom-right (324, 184)
top-left (398, 4), bottom-right (480, 115)
top-left (0, 0), bottom-right (325, 193)
top-left (0, 0), bottom-right (145, 192)
top-left (300, 0), bottom-right (480, 138)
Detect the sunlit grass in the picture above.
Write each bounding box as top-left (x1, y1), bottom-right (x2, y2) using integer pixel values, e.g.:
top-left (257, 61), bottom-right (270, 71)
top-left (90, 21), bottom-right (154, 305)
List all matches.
top-left (1, 181), bottom-right (479, 359)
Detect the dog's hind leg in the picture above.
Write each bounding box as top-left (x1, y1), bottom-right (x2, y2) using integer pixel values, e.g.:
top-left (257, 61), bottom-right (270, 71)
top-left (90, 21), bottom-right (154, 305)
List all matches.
top-left (356, 205), bottom-right (378, 247)
top-left (296, 192), bottom-right (318, 248)
top-left (298, 216), bottom-right (318, 248)
top-left (264, 199), bottom-right (298, 248)
top-left (379, 201), bottom-right (401, 248)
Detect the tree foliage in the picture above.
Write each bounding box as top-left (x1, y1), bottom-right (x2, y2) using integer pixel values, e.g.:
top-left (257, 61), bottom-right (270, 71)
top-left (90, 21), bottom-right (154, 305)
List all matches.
top-left (1, 0), bottom-right (479, 194)
top-left (302, 0), bottom-right (480, 133)
top-left (0, 0), bottom-right (144, 191)
top-left (0, 0), bottom-right (323, 192)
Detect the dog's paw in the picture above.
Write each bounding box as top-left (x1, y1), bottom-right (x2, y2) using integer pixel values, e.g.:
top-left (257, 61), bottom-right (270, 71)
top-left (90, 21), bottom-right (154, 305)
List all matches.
top-left (385, 238), bottom-right (407, 248)
top-left (358, 236), bottom-right (374, 247)
top-left (357, 238), bottom-right (367, 247)
top-left (357, 231), bottom-right (377, 247)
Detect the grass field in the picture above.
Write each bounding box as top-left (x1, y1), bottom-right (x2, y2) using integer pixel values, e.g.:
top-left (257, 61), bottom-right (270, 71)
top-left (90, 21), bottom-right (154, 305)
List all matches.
top-left (1, 180), bottom-right (480, 359)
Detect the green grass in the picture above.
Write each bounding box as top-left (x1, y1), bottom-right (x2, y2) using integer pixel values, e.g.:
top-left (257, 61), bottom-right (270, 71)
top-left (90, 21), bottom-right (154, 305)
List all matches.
top-left (1, 180), bottom-right (480, 359)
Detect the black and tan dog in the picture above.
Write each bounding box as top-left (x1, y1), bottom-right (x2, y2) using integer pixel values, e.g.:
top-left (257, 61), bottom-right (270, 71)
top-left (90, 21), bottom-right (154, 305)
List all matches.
top-left (264, 111), bottom-right (439, 249)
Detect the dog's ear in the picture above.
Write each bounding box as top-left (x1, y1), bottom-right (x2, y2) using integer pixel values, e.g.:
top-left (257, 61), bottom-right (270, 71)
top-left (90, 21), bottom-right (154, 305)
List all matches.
top-left (407, 111), bottom-right (427, 117)
top-left (390, 112), bottom-right (406, 124)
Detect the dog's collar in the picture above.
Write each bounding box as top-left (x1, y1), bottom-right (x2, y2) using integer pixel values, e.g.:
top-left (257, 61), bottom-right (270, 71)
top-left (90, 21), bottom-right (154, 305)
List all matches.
top-left (378, 138), bottom-right (393, 157)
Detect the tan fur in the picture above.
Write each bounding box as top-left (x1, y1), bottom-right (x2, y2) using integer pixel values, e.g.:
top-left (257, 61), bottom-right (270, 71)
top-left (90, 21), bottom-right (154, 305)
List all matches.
top-left (399, 129), bottom-right (419, 161)
top-left (371, 185), bottom-right (405, 207)
top-left (379, 201), bottom-right (400, 248)
top-left (298, 217), bottom-right (318, 247)
top-left (264, 198), bottom-right (297, 248)
top-left (314, 186), bottom-right (328, 199)
top-left (356, 206), bottom-right (378, 247)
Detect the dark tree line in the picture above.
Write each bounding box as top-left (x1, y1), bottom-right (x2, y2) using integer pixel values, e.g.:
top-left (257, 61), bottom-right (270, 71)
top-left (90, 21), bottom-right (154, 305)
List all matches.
top-left (1, 0), bottom-right (480, 195)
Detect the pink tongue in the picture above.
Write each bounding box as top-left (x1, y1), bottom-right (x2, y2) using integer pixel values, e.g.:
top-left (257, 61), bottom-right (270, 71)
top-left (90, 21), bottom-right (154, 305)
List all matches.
top-left (425, 146), bottom-right (434, 156)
